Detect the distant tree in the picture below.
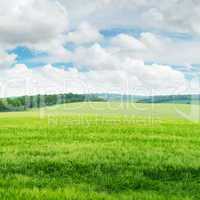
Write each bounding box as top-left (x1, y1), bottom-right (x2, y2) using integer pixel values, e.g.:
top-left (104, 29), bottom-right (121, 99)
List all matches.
top-left (0, 93), bottom-right (105, 112)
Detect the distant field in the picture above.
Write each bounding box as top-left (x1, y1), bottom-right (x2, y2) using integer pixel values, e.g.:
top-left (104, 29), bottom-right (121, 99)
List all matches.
top-left (0, 102), bottom-right (200, 199)
top-left (41, 102), bottom-right (200, 120)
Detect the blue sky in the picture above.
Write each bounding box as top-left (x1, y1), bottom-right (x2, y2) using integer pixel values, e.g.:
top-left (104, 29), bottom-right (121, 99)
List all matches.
top-left (0, 0), bottom-right (200, 97)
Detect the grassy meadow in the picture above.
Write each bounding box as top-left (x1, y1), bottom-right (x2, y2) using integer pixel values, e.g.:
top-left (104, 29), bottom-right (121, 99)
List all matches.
top-left (0, 102), bottom-right (199, 199)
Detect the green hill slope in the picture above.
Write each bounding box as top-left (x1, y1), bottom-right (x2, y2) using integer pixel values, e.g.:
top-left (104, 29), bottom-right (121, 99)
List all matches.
top-left (137, 94), bottom-right (200, 104)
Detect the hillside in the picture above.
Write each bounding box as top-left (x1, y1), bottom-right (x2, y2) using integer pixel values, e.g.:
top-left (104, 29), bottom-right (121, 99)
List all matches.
top-left (137, 94), bottom-right (200, 104)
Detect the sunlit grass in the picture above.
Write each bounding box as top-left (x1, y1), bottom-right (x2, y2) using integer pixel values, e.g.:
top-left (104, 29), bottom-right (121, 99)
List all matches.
top-left (0, 102), bottom-right (199, 199)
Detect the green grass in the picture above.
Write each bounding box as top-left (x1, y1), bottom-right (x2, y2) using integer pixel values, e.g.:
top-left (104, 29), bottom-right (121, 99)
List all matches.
top-left (0, 102), bottom-right (199, 199)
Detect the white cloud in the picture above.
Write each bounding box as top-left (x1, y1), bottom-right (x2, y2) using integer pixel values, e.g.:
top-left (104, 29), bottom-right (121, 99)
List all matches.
top-left (40, 43), bottom-right (190, 95)
top-left (66, 22), bottom-right (103, 45)
top-left (0, 50), bottom-right (17, 69)
top-left (0, 0), bottom-right (68, 56)
top-left (58, 0), bottom-right (200, 35)
top-left (140, 32), bottom-right (200, 66)
top-left (0, 57), bottom-right (189, 97)
top-left (73, 44), bottom-right (119, 70)
top-left (111, 34), bottom-right (146, 50)
top-left (0, 0), bottom-right (199, 97)
top-left (1, 0), bottom-right (200, 66)
top-left (108, 32), bottom-right (200, 66)
top-left (140, 32), bottom-right (164, 50)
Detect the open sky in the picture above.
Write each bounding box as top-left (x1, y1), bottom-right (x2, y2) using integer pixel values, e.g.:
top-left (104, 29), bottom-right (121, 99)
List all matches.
top-left (1, 0), bottom-right (200, 97)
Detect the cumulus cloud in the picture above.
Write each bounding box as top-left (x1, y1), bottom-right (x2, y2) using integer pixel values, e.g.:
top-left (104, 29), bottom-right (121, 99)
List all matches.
top-left (58, 0), bottom-right (200, 35)
top-left (0, 61), bottom-right (188, 98)
top-left (109, 32), bottom-right (200, 66)
top-left (66, 22), bottom-right (103, 45)
top-left (73, 44), bottom-right (119, 70)
top-left (0, 0), bottom-right (68, 56)
top-left (140, 32), bottom-right (200, 66)
top-left (71, 43), bottom-right (188, 94)
top-left (0, 0), bottom-right (199, 96)
top-left (0, 50), bottom-right (17, 69)
top-left (111, 34), bottom-right (146, 51)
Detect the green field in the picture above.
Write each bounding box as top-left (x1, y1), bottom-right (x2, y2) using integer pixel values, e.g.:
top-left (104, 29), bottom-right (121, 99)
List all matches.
top-left (0, 102), bottom-right (200, 199)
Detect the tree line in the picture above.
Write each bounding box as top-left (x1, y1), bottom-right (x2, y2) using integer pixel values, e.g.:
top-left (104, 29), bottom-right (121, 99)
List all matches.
top-left (0, 93), bottom-right (105, 112)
